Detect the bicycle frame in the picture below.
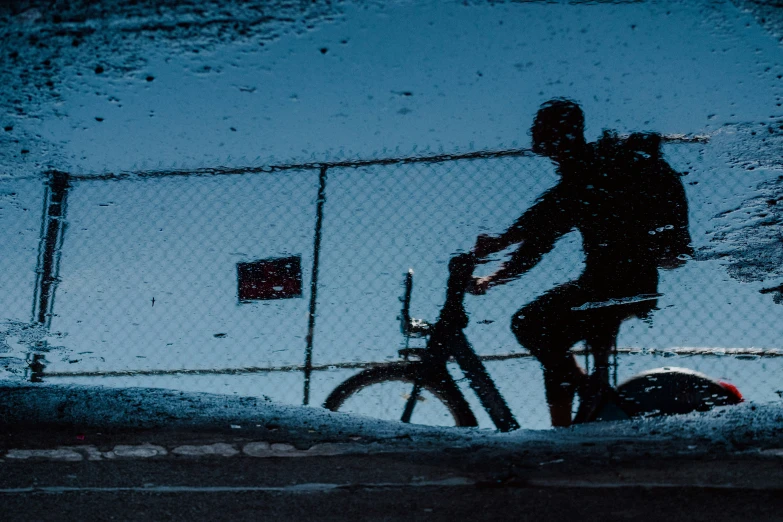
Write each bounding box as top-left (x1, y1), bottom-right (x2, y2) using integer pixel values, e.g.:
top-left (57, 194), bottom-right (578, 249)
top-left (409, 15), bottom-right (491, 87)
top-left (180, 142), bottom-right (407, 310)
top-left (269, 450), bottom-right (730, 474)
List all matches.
top-left (327, 253), bottom-right (743, 430)
top-left (401, 253), bottom-right (520, 432)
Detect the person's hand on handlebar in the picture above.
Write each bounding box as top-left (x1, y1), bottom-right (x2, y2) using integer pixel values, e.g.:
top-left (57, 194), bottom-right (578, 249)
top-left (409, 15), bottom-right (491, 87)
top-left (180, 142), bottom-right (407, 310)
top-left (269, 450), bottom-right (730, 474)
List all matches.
top-left (467, 275), bottom-right (492, 296)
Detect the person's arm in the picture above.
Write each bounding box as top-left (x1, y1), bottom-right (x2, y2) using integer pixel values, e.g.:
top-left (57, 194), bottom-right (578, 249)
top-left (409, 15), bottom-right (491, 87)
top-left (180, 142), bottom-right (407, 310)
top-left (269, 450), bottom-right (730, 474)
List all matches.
top-left (471, 187), bottom-right (575, 293)
top-left (472, 195), bottom-right (553, 258)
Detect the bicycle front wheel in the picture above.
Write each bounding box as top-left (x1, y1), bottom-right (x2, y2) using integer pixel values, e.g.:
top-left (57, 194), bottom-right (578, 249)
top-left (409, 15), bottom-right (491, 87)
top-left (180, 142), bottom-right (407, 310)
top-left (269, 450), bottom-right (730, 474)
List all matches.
top-left (323, 363), bottom-right (478, 428)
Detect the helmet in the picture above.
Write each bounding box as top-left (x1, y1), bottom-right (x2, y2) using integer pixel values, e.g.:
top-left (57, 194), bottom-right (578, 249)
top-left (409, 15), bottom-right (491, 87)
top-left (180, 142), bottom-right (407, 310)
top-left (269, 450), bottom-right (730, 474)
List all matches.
top-left (531, 98), bottom-right (585, 158)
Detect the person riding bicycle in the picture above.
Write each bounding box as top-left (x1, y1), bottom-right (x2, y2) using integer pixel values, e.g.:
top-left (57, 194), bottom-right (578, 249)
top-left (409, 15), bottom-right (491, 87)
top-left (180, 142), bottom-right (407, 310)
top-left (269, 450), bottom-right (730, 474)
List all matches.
top-left (468, 98), bottom-right (693, 427)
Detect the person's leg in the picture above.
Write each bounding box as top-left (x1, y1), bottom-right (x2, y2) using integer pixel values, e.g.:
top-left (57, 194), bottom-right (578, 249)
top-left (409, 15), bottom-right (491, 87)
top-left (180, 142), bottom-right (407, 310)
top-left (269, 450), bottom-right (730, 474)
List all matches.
top-left (585, 320), bottom-right (619, 387)
top-left (541, 356), bottom-right (585, 427)
top-left (572, 320), bottom-right (620, 423)
top-left (511, 284), bottom-right (587, 427)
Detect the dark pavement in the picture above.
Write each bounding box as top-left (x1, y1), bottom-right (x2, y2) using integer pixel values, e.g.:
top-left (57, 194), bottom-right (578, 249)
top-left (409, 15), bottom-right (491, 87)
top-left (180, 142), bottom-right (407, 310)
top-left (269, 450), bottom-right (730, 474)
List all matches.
top-left (1, 444), bottom-right (781, 521)
top-left (0, 383), bottom-right (781, 521)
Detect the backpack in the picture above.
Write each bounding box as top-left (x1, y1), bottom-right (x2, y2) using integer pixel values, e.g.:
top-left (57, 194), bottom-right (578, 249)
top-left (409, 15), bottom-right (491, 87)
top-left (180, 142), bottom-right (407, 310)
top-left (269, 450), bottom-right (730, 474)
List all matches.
top-left (597, 131), bottom-right (693, 270)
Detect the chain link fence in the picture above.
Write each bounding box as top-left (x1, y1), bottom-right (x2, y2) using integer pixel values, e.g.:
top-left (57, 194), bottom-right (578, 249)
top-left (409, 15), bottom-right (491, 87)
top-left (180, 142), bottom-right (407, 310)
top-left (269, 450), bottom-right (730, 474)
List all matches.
top-left (1, 143), bottom-right (781, 430)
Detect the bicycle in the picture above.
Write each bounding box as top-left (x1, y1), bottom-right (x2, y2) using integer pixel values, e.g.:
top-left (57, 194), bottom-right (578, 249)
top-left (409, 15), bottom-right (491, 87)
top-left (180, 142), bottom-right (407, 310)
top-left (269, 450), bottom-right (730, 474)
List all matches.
top-left (323, 253), bottom-right (743, 430)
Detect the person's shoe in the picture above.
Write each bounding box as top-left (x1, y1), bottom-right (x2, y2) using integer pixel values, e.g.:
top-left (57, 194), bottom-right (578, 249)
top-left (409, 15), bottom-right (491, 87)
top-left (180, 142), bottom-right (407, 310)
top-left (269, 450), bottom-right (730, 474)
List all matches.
top-left (572, 375), bottom-right (620, 424)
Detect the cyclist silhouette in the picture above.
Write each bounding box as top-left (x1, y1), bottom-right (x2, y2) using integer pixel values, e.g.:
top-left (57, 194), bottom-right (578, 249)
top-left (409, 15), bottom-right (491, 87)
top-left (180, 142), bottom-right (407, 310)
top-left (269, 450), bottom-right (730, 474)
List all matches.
top-left (468, 99), bottom-right (693, 427)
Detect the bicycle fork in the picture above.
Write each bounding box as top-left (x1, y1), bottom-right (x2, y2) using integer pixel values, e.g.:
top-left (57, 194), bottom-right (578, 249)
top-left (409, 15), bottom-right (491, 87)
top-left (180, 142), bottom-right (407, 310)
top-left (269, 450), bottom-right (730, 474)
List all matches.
top-left (448, 333), bottom-right (520, 432)
top-left (401, 381), bottom-right (422, 424)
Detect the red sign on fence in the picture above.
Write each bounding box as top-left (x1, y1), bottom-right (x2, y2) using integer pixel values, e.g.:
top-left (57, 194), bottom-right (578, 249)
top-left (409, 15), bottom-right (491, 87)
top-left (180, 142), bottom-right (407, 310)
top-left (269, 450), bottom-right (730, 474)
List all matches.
top-left (237, 255), bottom-right (303, 301)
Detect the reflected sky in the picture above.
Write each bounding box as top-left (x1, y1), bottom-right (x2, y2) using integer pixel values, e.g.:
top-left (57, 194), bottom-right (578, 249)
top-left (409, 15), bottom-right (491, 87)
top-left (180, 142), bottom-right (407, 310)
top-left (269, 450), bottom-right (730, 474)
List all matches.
top-left (26, 0), bottom-right (783, 174)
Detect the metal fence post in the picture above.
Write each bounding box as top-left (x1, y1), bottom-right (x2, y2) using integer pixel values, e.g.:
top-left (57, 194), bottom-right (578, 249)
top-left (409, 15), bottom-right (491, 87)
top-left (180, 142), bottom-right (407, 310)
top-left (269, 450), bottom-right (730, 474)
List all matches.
top-left (32, 171), bottom-right (70, 327)
top-left (29, 171), bottom-right (70, 381)
top-left (303, 166), bottom-right (328, 405)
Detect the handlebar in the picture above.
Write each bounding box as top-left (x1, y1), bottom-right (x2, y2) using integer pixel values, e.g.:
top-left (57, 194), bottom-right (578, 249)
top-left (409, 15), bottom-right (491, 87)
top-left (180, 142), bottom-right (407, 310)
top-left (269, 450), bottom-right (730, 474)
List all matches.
top-left (400, 269), bottom-right (414, 338)
top-left (400, 253), bottom-right (478, 339)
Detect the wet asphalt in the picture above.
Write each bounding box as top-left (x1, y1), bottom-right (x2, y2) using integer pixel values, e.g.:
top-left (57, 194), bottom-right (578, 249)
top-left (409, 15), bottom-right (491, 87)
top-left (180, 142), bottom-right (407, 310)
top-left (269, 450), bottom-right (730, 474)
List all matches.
top-left (0, 384), bottom-right (780, 521)
top-left (1, 425), bottom-right (781, 521)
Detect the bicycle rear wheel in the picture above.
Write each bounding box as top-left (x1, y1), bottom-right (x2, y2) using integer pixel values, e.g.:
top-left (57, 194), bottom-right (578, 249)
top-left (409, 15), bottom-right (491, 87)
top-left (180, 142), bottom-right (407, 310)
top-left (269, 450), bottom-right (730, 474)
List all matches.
top-left (323, 363), bottom-right (478, 428)
top-left (615, 366), bottom-right (743, 419)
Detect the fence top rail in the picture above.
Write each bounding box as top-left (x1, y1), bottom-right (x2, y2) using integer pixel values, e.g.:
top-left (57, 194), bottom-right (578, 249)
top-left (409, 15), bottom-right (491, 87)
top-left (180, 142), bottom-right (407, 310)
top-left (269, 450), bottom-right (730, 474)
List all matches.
top-left (47, 133), bottom-right (708, 182)
top-left (55, 148), bottom-right (536, 182)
